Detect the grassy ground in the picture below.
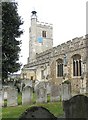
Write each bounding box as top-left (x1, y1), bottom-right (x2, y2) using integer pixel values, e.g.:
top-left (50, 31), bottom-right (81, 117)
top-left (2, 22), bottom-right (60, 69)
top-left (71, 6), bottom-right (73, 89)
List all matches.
top-left (2, 93), bottom-right (64, 119)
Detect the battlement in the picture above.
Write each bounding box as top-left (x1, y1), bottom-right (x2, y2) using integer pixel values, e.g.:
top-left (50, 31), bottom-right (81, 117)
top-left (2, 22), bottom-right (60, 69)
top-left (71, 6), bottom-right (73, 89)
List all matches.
top-left (37, 21), bottom-right (53, 28)
top-left (56, 35), bottom-right (85, 49)
top-left (26, 35), bottom-right (87, 68)
top-left (36, 35), bottom-right (86, 59)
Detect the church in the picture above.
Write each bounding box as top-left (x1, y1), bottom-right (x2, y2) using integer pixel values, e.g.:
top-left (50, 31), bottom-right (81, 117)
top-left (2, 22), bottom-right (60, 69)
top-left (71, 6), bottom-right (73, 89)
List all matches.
top-left (21, 11), bottom-right (88, 93)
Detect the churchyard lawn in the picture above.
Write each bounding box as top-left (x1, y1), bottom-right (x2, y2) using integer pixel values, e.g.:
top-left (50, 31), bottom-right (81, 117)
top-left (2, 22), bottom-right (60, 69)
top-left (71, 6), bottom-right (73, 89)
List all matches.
top-left (2, 93), bottom-right (64, 119)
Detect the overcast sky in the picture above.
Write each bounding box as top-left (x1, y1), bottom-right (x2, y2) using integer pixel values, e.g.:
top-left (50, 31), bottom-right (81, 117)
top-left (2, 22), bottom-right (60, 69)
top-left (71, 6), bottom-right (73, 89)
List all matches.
top-left (15, 0), bottom-right (87, 69)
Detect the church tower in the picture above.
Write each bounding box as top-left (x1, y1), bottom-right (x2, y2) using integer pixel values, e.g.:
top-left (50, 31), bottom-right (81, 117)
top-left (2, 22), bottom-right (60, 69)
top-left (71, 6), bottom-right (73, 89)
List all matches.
top-left (29, 11), bottom-right (53, 62)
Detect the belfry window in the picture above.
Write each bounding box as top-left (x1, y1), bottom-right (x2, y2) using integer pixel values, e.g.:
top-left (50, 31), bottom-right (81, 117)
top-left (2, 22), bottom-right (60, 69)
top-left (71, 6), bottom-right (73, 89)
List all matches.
top-left (41, 70), bottom-right (45, 79)
top-left (73, 54), bottom-right (81, 76)
top-left (57, 59), bottom-right (63, 77)
top-left (42, 31), bottom-right (46, 38)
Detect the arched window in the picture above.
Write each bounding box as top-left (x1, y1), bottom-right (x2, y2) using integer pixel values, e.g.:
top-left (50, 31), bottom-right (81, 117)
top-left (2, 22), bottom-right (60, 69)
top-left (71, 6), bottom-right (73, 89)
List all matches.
top-left (42, 31), bottom-right (46, 38)
top-left (72, 54), bottom-right (81, 76)
top-left (57, 59), bottom-right (63, 77)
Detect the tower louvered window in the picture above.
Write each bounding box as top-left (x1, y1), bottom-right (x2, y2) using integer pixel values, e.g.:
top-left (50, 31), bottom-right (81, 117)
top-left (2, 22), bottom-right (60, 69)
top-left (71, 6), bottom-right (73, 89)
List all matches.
top-left (42, 31), bottom-right (46, 38)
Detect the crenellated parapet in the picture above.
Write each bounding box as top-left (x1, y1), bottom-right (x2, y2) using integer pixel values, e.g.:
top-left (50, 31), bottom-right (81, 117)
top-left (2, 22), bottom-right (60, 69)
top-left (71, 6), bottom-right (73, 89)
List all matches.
top-left (37, 21), bottom-right (53, 29)
top-left (25, 35), bottom-right (87, 68)
top-left (52, 36), bottom-right (86, 56)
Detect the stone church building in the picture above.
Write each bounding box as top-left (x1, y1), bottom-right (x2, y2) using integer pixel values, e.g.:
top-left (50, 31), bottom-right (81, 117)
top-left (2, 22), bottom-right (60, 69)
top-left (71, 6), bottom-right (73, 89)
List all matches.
top-left (21, 11), bottom-right (88, 93)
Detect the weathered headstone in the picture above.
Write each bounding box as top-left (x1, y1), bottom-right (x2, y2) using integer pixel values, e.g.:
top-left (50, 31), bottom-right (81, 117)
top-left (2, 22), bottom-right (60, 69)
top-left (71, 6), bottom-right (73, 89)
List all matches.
top-left (19, 106), bottom-right (57, 119)
top-left (50, 84), bottom-right (60, 102)
top-left (80, 87), bottom-right (86, 94)
top-left (0, 88), bottom-right (3, 120)
top-left (36, 82), bottom-right (47, 103)
top-left (7, 87), bottom-right (18, 107)
top-left (61, 81), bottom-right (71, 101)
top-left (4, 91), bottom-right (7, 100)
top-left (45, 81), bottom-right (51, 94)
top-left (0, 89), bottom-right (4, 107)
top-left (23, 79), bottom-right (33, 87)
top-left (63, 95), bottom-right (88, 118)
top-left (22, 86), bottom-right (33, 105)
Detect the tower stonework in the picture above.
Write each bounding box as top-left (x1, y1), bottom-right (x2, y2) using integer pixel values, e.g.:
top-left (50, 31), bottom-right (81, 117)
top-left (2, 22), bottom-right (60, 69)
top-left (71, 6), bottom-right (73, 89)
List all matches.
top-left (29, 11), bottom-right (53, 62)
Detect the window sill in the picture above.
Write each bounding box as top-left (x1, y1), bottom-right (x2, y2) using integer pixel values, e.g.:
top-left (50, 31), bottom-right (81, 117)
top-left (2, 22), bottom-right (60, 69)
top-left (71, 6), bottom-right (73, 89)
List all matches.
top-left (56, 76), bottom-right (63, 79)
top-left (72, 76), bottom-right (81, 79)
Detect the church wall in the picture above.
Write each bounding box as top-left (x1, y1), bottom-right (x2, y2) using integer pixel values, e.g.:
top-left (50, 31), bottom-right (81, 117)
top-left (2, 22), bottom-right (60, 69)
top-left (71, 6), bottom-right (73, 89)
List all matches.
top-left (85, 36), bottom-right (88, 93)
top-left (36, 63), bottom-right (50, 81)
top-left (49, 37), bottom-right (87, 93)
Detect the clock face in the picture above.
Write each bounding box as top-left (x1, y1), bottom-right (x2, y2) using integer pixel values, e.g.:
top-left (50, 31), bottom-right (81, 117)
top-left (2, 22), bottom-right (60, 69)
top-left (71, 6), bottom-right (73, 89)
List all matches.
top-left (37, 37), bottom-right (43, 43)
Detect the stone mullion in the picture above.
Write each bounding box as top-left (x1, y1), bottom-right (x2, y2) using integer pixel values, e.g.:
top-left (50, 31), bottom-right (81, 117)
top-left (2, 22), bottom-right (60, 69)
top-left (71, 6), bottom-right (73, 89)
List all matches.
top-left (78, 60), bottom-right (80, 76)
top-left (79, 59), bottom-right (82, 76)
top-left (74, 60), bottom-right (77, 76)
top-left (58, 64), bottom-right (61, 77)
top-left (62, 64), bottom-right (63, 76)
top-left (77, 60), bottom-right (80, 76)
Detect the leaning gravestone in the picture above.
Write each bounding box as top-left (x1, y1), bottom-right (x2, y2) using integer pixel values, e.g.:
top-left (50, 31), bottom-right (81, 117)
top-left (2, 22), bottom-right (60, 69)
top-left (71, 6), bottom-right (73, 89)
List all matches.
top-left (50, 84), bottom-right (60, 102)
top-left (7, 87), bottom-right (18, 107)
top-left (61, 81), bottom-right (71, 101)
top-left (36, 82), bottom-right (47, 103)
top-left (22, 86), bottom-right (33, 105)
top-left (63, 95), bottom-right (88, 118)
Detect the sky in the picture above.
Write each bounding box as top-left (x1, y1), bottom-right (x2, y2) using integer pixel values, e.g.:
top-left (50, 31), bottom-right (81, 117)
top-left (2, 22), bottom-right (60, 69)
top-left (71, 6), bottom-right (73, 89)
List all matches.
top-left (15, 0), bottom-right (87, 71)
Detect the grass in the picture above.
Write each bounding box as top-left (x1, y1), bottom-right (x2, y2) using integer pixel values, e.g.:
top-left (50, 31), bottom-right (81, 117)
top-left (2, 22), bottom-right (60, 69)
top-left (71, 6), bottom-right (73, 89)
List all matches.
top-left (2, 93), bottom-right (64, 119)
top-left (18, 93), bottom-right (22, 105)
top-left (2, 102), bottom-right (63, 119)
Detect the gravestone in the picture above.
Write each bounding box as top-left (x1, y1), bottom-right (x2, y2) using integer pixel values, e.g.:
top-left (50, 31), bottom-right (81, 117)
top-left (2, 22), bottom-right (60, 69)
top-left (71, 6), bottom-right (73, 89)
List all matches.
top-left (80, 87), bottom-right (86, 94)
top-left (0, 88), bottom-right (3, 120)
top-left (61, 81), bottom-right (71, 101)
top-left (7, 87), bottom-right (18, 107)
top-left (23, 79), bottom-right (33, 87)
top-left (19, 106), bottom-right (57, 119)
top-left (63, 95), bottom-right (88, 118)
top-left (36, 82), bottom-right (47, 103)
top-left (4, 91), bottom-right (7, 100)
top-left (22, 86), bottom-right (33, 105)
top-left (45, 81), bottom-right (51, 94)
top-left (0, 89), bottom-right (4, 107)
top-left (50, 84), bottom-right (60, 102)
